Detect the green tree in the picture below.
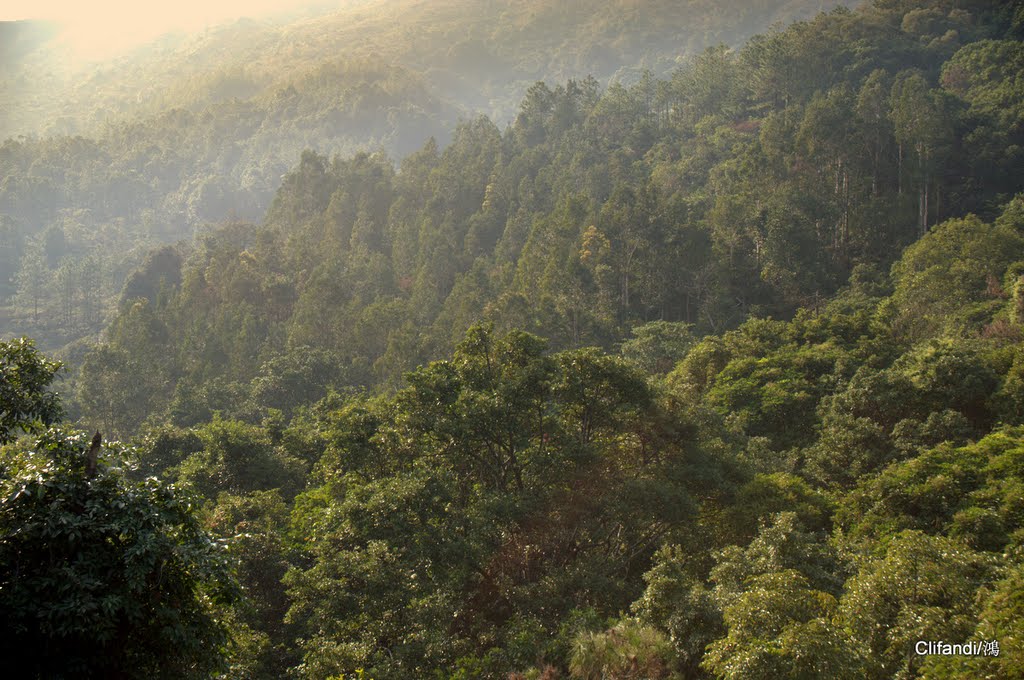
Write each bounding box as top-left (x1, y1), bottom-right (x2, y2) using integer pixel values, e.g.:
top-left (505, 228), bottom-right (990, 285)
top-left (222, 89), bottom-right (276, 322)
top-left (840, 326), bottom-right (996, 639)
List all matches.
top-left (620, 321), bottom-right (696, 375)
top-left (921, 562), bottom-right (1024, 679)
top-left (840, 531), bottom-right (993, 680)
top-left (175, 417), bottom-right (306, 500)
top-left (632, 545), bottom-right (723, 676)
top-left (569, 618), bottom-right (680, 680)
top-left (0, 429), bottom-right (240, 678)
top-left (856, 69), bottom-right (893, 197)
top-left (77, 345), bottom-right (151, 437)
top-left (885, 208), bottom-right (1024, 339)
top-left (889, 72), bottom-right (953, 234)
top-left (0, 337), bottom-right (63, 443)
top-left (796, 85), bottom-right (856, 258)
top-left (703, 571), bottom-right (863, 680)
top-left (0, 214), bottom-right (22, 301)
top-left (710, 513), bottom-right (841, 607)
top-left (208, 490), bottom-right (297, 678)
top-left (14, 239), bottom-right (47, 322)
top-left (55, 255), bottom-right (76, 329)
top-left (941, 39), bottom-right (1024, 200)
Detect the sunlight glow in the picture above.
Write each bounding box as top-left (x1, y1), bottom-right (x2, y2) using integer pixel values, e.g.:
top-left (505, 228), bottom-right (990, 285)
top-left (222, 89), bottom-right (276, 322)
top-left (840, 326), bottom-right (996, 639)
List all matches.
top-left (2, 1), bottom-right (331, 60)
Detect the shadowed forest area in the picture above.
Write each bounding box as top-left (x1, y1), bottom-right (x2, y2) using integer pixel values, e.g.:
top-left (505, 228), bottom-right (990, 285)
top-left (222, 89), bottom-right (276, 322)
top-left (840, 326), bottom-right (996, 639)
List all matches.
top-left (3, 0), bottom-right (1024, 678)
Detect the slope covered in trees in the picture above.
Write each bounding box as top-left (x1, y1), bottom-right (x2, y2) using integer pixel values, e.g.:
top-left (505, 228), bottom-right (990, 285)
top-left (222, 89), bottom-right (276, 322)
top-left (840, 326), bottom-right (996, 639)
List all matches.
top-left (6, 0), bottom-right (1024, 678)
top-left (0, 339), bottom-right (239, 678)
top-left (5, 0), bottom-right (857, 140)
top-left (82, 0), bottom-right (1024, 434)
top-left (68, 194), bottom-right (1024, 678)
top-left (0, 0), bottom-right (853, 354)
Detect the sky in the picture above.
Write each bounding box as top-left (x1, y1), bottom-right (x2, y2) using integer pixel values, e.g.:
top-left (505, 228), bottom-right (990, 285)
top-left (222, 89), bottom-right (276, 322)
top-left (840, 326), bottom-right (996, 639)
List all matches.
top-left (2, 0), bottom-right (332, 60)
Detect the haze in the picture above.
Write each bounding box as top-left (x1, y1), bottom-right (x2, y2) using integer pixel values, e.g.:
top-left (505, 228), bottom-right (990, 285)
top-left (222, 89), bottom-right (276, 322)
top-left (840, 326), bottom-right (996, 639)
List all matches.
top-left (2, 0), bottom-right (336, 60)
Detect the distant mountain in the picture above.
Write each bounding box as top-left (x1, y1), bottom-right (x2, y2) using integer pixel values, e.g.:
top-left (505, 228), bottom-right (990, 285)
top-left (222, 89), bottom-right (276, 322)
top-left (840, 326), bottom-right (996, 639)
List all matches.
top-left (0, 20), bottom-right (58, 66)
top-left (2, 0), bottom-right (858, 139)
top-left (0, 20), bottom-right (59, 134)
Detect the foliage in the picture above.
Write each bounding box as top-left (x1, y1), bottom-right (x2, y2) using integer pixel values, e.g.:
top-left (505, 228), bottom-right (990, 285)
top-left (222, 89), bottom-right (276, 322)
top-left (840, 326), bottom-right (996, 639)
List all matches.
top-left (174, 417), bottom-right (307, 500)
top-left (569, 618), bottom-right (680, 679)
top-left (840, 531), bottom-right (993, 680)
top-left (703, 571), bottom-right (862, 680)
top-left (620, 321), bottom-right (696, 374)
top-left (5, 1), bottom-right (1024, 678)
top-left (1, 0), bottom-right (859, 354)
top-left (0, 337), bottom-right (62, 443)
top-left (632, 545), bottom-right (723, 676)
top-left (0, 429), bottom-right (240, 678)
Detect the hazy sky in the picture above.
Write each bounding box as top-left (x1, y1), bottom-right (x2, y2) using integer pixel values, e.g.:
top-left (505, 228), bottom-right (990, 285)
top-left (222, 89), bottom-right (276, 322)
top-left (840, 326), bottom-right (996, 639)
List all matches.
top-left (2, 1), bottom-right (330, 59)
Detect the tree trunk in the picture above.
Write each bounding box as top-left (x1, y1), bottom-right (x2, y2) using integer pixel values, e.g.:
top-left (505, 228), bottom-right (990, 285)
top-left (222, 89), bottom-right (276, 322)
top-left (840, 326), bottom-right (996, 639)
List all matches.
top-left (921, 188), bottom-right (929, 236)
top-left (897, 144), bottom-right (903, 195)
top-left (843, 168), bottom-right (850, 259)
top-left (923, 179), bottom-right (929, 233)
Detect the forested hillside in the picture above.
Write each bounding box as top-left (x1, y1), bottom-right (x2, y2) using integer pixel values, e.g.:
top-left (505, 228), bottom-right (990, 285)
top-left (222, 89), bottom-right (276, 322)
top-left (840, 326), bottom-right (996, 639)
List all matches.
top-left (0, 0), bottom-right (852, 353)
top-left (80, 0), bottom-right (1024, 434)
top-left (4, 0), bottom-right (1024, 678)
top-left (5, 0), bottom-right (857, 140)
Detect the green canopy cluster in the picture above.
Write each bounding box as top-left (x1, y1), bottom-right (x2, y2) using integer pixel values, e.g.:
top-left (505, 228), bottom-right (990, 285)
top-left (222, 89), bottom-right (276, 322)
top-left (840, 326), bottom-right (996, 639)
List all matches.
top-left (4, 0), bottom-right (1024, 677)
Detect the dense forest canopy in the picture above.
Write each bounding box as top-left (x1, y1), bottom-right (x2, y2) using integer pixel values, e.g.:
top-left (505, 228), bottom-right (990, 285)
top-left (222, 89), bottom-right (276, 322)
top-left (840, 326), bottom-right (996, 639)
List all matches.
top-left (0, 0), bottom-right (856, 354)
top-left (3, 0), bottom-right (1024, 678)
top-left (70, 0), bottom-right (1024, 431)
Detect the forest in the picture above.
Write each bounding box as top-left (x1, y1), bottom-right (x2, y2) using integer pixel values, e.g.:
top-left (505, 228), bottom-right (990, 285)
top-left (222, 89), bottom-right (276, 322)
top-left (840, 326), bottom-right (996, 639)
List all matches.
top-left (3, 0), bottom-right (1024, 678)
top-left (1, 0), bottom-right (856, 354)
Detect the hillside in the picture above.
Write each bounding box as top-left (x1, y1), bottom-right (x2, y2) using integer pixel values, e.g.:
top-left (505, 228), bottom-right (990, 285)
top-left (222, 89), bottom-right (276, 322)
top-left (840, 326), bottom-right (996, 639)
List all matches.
top-left (0, 0), bottom-right (859, 353)
top-left (77, 0), bottom-right (1024, 431)
top-left (4, 0), bottom-right (857, 139)
top-left (4, 1), bottom-right (1024, 677)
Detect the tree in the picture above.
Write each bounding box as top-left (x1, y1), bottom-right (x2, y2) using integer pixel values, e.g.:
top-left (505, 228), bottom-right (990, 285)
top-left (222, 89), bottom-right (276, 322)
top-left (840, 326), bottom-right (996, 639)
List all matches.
top-left (0, 214), bottom-right (22, 301)
top-left (632, 545), bottom-right (723, 676)
top-left (890, 72), bottom-right (953, 234)
top-left (400, 324), bottom-right (555, 493)
top-left (797, 86), bottom-right (856, 258)
top-left (840, 531), bottom-right (992, 680)
top-left (710, 513), bottom-right (841, 607)
top-left (921, 562), bottom-right (1024, 679)
top-left (620, 322), bottom-right (696, 375)
top-left (569, 618), bottom-right (680, 680)
top-left (0, 429), bottom-right (240, 678)
top-left (553, 346), bottom-right (652, 448)
top-left (120, 245), bottom-right (183, 307)
top-left (703, 571), bottom-right (863, 680)
top-left (78, 253), bottom-right (103, 327)
top-left (0, 338), bottom-right (239, 676)
top-left (14, 239), bottom-right (47, 322)
top-left (0, 337), bottom-right (62, 444)
top-left (55, 255), bottom-right (76, 329)
top-left (597, 184), bottom-right (659, 318)
top-left (856, 69), bottom-right (893, 197)
top-left (77, 345), bottom-right (151, 437)
top-left (885, 208), bottom-right (1024, 339)
top-left (175, 417), bottom-right (307, 500)
top-left (515, 82), bottom-right (556, 147)
top-left (207, 490), bottom-right (297, 678)
top-left (941, 40), bottom-right (1024, 200)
